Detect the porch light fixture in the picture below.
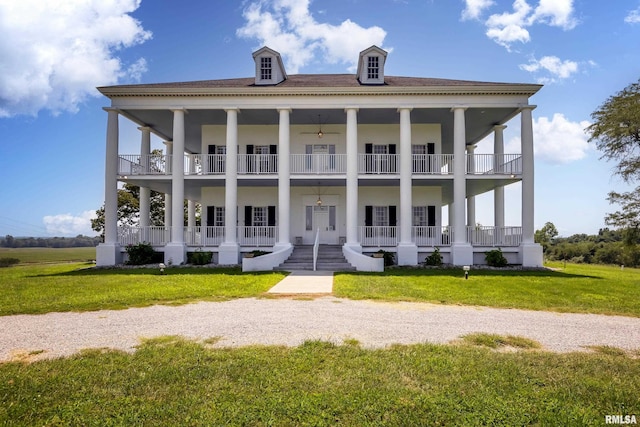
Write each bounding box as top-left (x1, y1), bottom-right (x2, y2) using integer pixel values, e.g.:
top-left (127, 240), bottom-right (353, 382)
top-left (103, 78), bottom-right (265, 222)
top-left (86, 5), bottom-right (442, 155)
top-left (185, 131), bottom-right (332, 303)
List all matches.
top-left (316, 196), bottom-right (323, 206)
top-left (317, 129), bottom-right (324, 138)
top-left (463, 265), bottom-right (470, 280)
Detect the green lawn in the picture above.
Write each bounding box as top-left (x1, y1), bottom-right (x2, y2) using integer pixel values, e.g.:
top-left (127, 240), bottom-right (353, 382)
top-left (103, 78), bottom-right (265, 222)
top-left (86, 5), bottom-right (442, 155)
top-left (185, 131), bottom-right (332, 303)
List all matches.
top-left (0, 247), bottom-right (96, 264)
top-left (334, 262), bottom-right (640, 317)
top-left (0, 263), bottom-right (285, 316)
top-left (1, 338), bottom-right (638, 426)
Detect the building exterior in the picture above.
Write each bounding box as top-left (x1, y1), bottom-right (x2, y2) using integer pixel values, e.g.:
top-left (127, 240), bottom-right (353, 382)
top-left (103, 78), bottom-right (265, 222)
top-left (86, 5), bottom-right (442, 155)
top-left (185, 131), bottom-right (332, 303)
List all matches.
top-left (96, 46), bottom-right (544, 270)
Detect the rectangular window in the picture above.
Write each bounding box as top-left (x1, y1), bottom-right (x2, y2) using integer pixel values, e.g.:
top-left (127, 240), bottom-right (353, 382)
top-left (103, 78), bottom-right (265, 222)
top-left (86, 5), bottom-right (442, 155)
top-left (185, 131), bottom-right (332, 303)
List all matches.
top-left (413, 206), bottom-right (427, 227)
top-left (374, 206), bottom-right (388, 227)
top-left (215, 207), bottom-right (225, 227)
top-left (253, 206), bottom-right (267, 227)
top-left (367, 56), bottom-right (379, 79)
top-left (373, 144), bottom-right (387, 155)
top-left (305, 206), bottom-right (313, 231)
top-left (260, 57), bottom-right (272, 80)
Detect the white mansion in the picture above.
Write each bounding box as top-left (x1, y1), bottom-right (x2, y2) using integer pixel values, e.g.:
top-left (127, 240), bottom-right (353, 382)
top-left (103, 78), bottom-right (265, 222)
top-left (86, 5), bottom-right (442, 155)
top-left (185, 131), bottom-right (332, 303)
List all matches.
top-left (96, 46), bottom-right (544, 270)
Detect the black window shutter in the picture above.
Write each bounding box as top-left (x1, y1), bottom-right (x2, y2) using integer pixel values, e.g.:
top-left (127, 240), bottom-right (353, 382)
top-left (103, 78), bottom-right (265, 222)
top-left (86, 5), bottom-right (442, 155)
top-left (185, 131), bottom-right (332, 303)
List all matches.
top-left (208, 145), bottom-right (216, 155)
top-left (388, 144), bottom-right (396, 154)
top-left (267, 206), bottom-right (276, 226)
top-left (269, 145), bottom-right (277, 154)
top-left (389, 206), bottom-right (397, 226)
top-left (365, 206), bottom-right (373, 226)
top-left (427, 143), bottom-right (435, 155)
top-left (428, 206), bottom-right (436, 227)
top-left (244, 206), bottom-right (252, 226)
top-left (207, 206), bottom-right (215, 226)
top-left (246, 145), bottom-right (254, 154)
top-left (365, 143), bottom-right (373, 154)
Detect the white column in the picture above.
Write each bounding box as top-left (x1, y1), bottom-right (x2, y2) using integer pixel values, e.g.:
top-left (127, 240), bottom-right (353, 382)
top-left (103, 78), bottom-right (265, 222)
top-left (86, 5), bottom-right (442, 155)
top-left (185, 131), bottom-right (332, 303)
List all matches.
top-left (345, 107), bottom-right (361, 250)
top-left (397, 107), bottom-right (417, 265)
top-left (466, 145), bottom-right (476, 227)
top-left (520, 105), bottom-right (543, 266)
top-left (493, 125), bottom-right (506, 230)
top-left (139, 127), bottom-right (151, 229)
top-left (96, 108), bottom-right (121, 266)
top-left (276, 108), bottom-right (292, 249)
top-left (451, 106), bottom-right (473, 266)
top-left (165, 109), bottom-right (186, 265)
top-left (187, 201), bottom-right (196, 228)
top-left (219, 108), bottom-right (240, 264)
top-left (163, 141), bottom-right (173, 228)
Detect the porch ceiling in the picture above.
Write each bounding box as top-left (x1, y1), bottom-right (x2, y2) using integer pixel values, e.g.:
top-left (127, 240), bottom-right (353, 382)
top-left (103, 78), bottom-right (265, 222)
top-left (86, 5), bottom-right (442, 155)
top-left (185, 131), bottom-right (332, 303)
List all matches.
top-left (121, 106), bottom-right (518, 154)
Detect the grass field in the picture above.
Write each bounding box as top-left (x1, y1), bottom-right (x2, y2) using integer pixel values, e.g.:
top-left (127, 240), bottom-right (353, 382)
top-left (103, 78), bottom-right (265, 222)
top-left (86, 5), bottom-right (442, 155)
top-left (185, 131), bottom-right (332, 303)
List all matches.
top-left (334, 262), bottom-right (640, 317)
top-left (1, 338), bottom-right (638, 426)
top-left (0, 247), bottom-right (96, 264)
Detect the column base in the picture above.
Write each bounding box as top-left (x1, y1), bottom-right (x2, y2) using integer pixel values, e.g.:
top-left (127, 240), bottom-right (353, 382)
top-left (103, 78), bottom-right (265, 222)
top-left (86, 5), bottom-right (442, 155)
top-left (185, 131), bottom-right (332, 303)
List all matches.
top-left (397, 243), bottom-right (418, 266)
top-left (96, 243), bottom-right (122, 266)
top-left (520, 243), bottom-right (543, 267)
top-left (218, 243), bottom-right (240, 265)
top-left (164, 243), bottom-right (187, 266)
top-left (451, 243), bottom-right (473, 266)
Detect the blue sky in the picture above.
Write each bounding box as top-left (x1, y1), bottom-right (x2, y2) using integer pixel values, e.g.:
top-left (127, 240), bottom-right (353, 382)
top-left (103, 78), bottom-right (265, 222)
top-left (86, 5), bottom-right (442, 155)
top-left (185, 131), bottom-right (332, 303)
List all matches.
top-left (0, 0), bottom-right (639, 237)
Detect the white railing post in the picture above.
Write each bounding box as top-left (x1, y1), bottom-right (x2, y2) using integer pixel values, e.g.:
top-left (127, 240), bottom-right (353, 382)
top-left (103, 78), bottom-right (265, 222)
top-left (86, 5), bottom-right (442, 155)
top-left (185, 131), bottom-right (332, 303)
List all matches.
top-left (313, 228), bottom-right (320, 271)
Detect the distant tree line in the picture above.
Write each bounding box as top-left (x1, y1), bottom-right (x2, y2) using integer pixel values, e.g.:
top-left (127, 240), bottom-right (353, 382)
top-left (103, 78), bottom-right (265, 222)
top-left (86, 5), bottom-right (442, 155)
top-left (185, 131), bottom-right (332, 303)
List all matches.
top-left (0, 235), bottom-right (101, 248)
top-left (536, 223), bottom-right (640, 267)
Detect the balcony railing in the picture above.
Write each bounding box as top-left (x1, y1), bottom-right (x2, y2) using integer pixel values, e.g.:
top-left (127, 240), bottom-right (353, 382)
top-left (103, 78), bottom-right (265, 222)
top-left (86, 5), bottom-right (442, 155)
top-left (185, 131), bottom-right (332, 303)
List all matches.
top-left (185, 226), bottom-right (225, 246)
top-left (467, 226), bottom-right (522, 246)
top-left (119, 226), bottom-right (170, 246)
top-left (467, 154), bottom-right (522, 175)
top-left (412, 226), bottom-right (452, 246)
top-left (290, 154), bottom-right (347, 174)
top-left (359, 226), bottom-right (398, 247)
top-left (118, 153), bottom-right (521, 176)
top-left (237, 226), bottom-right (278, 246)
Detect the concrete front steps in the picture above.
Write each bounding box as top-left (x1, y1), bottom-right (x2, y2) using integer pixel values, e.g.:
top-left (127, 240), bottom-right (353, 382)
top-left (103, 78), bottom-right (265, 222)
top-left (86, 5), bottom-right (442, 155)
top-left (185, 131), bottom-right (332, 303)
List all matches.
top-left (275, 245), bottom-right (356, 272)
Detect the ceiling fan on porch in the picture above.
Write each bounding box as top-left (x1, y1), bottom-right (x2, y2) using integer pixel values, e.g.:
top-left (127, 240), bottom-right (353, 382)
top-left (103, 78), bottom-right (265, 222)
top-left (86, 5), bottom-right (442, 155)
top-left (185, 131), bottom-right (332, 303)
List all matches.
top-left (300, 114), bottom-right (341, 138)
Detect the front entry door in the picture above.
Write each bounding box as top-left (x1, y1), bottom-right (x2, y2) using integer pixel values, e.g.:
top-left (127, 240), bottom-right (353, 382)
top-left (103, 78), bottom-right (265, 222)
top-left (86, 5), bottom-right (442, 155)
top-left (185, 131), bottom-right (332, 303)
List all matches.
top-left (304, 204), bottom-right (338, 244)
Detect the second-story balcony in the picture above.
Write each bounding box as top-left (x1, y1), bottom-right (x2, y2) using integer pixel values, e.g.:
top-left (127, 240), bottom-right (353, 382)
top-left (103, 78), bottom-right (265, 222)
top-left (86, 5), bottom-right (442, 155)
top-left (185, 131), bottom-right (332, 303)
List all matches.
top-left (118, 153), bottom-right (522, 177)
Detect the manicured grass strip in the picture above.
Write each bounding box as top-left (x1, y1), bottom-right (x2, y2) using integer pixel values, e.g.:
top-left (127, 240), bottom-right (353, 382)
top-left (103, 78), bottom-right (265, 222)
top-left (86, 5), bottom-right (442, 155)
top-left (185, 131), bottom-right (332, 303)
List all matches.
top-left (0, 247), bottom-right (96, 264)
top-left (0, 263), bottom-right (285, 316)
top-left (1, 338), bottom-right (638, 426)
top-left (334, 263), bottom-right (640, 317)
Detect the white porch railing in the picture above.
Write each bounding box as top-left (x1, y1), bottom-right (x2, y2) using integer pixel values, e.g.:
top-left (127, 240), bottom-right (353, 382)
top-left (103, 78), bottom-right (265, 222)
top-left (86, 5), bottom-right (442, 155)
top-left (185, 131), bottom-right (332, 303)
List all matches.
top-left (412, 154), bottom-right (454, 174)
top-left (467, 154), bottom-right (522, 175)
top-left (358, 154), bottom-right (399, 174)
top-left (467, 226), bottom-right (522, 246)
top-left (118, 154), bottom-right (171, 175)
top-left (237, 226), bottom-right (278, 246)
top-left (290, 154), bottom-right (346, 174)
top-left (359, 226), bottom-right (398, 247)
top-left (118, 226), bottom-right (170, 246)
top-left (237, 154), bottom-right (278, 174)
top-left (185, 226), bottom-right (225, 246)
top-left (411, 226), bottom-right (452, 246)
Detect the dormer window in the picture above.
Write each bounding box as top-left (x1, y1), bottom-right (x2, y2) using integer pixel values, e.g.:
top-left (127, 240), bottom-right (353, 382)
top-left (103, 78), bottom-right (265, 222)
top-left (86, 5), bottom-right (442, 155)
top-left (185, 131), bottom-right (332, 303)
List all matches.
top-left (367, 56), bottom-right (379, 80)
top-left (252, 46), bottom-right (287, 86)
top-left (357, 45), bottom-right (388, 85)
top-left (260, 57), bottom-right (272, 81)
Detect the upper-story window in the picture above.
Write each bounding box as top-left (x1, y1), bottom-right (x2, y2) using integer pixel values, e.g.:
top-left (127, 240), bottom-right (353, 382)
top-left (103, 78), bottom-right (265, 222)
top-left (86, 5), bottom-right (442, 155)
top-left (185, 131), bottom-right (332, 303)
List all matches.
top-left (367, 56), bottom-right (379, 80)
top-left (260, 57), bottom-right (272, 81)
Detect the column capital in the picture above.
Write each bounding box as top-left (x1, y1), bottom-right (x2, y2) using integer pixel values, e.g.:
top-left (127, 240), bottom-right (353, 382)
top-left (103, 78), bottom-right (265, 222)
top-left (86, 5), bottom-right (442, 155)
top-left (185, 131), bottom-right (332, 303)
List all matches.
top-left (170, 108), bottom-right (188, 113)
top-left (224, 107), bottom-right (240, 113)
top-left (277, 107), bottom-right (292, 113)
top-left (344, 106), bottom-right (359, 113)
top-left (103, 107), bottom-right (120, 113)
top-left (163, 140), bottom-right (173, 146)
top-left (493, 124), bottom-right (507, 131)
top-left (451, 105), bottom-right (469, 112)
top-left (397, 107), bottom-right (413, 113)
top-left (519, 104), bottom-right (537, 112)
top-left (138, 126), bottom-right (152, 132)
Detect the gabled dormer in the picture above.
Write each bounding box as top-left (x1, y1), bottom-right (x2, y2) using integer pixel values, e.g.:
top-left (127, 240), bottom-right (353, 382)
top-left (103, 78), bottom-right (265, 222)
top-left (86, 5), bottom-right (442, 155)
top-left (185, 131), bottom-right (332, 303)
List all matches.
top-left (357, 45), bottom-right (388, 85)
top-left (252, 46), bottom-right (287, 86)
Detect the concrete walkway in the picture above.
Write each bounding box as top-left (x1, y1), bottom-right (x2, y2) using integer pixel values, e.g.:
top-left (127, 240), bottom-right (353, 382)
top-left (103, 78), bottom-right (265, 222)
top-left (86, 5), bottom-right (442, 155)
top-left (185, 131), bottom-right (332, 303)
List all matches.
top-left (267, 270), bottom-right (333, 294)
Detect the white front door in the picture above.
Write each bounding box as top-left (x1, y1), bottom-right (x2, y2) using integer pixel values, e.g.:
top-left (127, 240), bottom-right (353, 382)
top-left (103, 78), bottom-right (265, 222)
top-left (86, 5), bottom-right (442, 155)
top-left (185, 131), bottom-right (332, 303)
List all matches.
top-left (303, 204), bottom-right (338, 244)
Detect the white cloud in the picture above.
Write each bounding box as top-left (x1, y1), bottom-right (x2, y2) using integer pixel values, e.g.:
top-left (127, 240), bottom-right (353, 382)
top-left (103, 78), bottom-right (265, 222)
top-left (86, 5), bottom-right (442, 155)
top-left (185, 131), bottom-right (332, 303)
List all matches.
top-left (533, 113), bottom-right (590, 164)
top-left (0, 0), bottom-right (151, 118)
top-left (43, 211), bottom-right (97, 236)
top-left (519, 56), bottom-right (579, 83)
top-left (479, 0), bottom-right (577, 50)
top-left (461, 0), bottom-right (495, 21)
top-left (237, 0), bottom-right (389, 73)
top-left (625, 7), bottom-right (640, 24)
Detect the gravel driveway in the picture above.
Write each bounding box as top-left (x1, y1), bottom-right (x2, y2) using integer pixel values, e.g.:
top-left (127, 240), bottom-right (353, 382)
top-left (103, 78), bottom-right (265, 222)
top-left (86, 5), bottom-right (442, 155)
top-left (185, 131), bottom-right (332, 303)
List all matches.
top-left (1, 297), bottom-right (639, 362)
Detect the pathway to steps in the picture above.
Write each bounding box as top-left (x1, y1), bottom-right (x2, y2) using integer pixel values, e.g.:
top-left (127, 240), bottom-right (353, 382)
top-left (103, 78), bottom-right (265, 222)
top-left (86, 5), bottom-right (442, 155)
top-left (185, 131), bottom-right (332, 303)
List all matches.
top-left (267, 270), bottom-right (333, 294)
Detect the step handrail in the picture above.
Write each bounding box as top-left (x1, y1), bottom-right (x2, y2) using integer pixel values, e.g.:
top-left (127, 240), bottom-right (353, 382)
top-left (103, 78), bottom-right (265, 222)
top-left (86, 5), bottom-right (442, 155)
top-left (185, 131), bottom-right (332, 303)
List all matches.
top-left (313, 228), bottom-right (320, 271)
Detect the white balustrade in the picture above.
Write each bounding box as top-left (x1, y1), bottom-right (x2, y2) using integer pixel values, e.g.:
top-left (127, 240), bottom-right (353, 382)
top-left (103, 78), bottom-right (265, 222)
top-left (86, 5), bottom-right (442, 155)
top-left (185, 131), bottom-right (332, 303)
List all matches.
top-left (358, 154), bottom-right (399, 174)
top-left (118, 154), bottom-right (171, 175)
top-left (185, 226), bottom-right (225, 246)
top-left (290, 154), bottom-right (346, 174)
top-left (466, 226), bottom-right (522, 246)
top-left (237, 226), bottom-right (278, 246)
top-left (118, 226), bottom-right (170, 246)
top-left (467, 154), bottom-right (522, 175)
top-left (237, 154), bottom-right (278, 174)
top-left (359, 226), bottom-right (398, 247)
top-left (411, 226), bottom-right (452, 246)
top-left (412, 154), bottom-right (454, 174)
